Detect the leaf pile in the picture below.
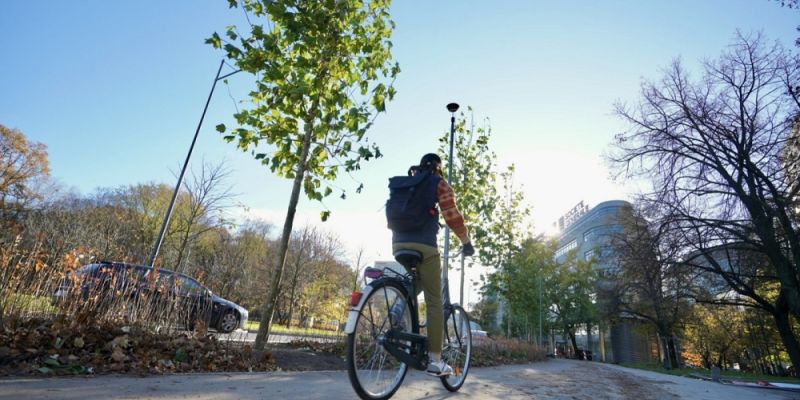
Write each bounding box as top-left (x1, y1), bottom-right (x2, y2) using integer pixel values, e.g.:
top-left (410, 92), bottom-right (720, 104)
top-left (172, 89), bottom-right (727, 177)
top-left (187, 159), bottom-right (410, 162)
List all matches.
top-left (0, 317), bottom-right (275, 376)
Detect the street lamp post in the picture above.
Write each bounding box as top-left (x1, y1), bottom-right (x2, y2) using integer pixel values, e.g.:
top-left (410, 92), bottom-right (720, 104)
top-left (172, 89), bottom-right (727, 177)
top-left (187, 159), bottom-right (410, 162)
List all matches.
top-left (442, 102), bottom-right (459, 286)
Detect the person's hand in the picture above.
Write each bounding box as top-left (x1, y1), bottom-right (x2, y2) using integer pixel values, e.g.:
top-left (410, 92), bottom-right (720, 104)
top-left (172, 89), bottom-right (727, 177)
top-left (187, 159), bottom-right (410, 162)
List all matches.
top-left (462, 242), bottom-right (475, 257)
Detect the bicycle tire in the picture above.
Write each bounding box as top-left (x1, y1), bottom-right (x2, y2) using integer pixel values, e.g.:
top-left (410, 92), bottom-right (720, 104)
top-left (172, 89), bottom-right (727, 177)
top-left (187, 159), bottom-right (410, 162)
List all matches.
top-left (440, 304), bottom-right (472, 392)
top-left (346, 279), bottom-right (414, 400)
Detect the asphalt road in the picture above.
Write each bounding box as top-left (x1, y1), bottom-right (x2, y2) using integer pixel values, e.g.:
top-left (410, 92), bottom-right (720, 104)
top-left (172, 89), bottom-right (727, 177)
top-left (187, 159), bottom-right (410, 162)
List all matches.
top-left (214, 331), bottom-right (338, 344)
top-left (2, 359), bottom-right (799, 400)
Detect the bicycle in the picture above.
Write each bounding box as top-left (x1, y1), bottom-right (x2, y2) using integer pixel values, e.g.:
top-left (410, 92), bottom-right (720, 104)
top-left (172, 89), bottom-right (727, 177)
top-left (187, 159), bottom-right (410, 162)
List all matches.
top-left (344, 248), bottom-right (472, 400)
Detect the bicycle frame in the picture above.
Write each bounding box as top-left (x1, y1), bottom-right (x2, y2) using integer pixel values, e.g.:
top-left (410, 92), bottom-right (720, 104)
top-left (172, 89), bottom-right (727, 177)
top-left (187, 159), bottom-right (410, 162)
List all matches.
top-left (378, 266), bottom-right (429, 371)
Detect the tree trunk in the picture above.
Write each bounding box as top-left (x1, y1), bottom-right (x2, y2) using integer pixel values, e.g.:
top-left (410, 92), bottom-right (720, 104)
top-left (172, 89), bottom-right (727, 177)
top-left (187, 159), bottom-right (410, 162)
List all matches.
top-left (568, 329), bottom-right (579, 359)
top-left (253, 121), bottom-right (315, 351)
top-left (658, 327), bottom-right (678, 370)
top-left (507, 301), bottom-right (511, 337)
top-left (286, 275), bottom-right (298, 328)
top-left (773, 307), bottom-right (800, 377)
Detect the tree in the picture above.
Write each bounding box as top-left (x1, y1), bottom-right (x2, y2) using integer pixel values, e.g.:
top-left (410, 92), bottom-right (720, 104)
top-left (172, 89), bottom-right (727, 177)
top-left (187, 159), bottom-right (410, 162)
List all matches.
top-left (604, 207), bottom-right (695, 369)
top-left (113, 183), bottom-right (175, 264)
top-left (170, 160), bottom-right (235, 272)
top-left (609, 32), bottom-right (800, 372)
top-left (480, 167), bottom-right (530, 336)
top-left (684, 303), bottom-right (748, 370)
top-left (470, 297), bottom-right (500, 335)
top-left (209, 0), bottom-right (399, 350)
top-left (437, 108), bottom-right (499, 305)
top-left (548, 251), bottom-right (598, 357)
top-left (0, 124), bottom-right (49, 223)
top-left (350, 246), bottom-right (368, 292)
top-left (501, 236), bottom-right (555, 343)
top-left (191, 220), bottom-right (276, 309)
top-left (770, 0), bottom-right (800, 47)
top-left (279, 225), bottom-right (343, 327)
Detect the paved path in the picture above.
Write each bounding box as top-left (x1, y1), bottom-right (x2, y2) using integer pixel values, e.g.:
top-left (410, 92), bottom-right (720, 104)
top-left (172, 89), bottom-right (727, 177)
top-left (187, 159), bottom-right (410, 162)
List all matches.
top-left (2, 359), bottom-right (799, 399)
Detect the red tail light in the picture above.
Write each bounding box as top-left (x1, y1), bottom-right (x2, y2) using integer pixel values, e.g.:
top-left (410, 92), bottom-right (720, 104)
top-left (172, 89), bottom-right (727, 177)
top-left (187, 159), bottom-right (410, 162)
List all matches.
top-left (350, 291), bottom-right (363, 307)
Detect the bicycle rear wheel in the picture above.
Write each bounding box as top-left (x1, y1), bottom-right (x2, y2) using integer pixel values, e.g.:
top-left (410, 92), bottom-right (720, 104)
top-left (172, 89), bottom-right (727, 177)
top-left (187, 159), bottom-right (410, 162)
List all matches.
top-left (346, 280), bottom-right (413, 400)
top-left (440, 305), bottom-right (472, 392)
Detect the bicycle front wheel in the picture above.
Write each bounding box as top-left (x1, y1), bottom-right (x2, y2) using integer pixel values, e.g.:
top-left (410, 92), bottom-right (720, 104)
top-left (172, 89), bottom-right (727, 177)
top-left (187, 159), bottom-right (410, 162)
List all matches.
top-left (440, 304), bottom-right (472, 392)
top-left (346, 280), bottom-right (412, 400)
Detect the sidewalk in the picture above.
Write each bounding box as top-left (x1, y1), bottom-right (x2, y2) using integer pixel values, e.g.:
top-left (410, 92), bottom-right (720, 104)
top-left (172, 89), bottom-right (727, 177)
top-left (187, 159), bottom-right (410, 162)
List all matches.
top-left (2, 359), bottom-right (798, 400)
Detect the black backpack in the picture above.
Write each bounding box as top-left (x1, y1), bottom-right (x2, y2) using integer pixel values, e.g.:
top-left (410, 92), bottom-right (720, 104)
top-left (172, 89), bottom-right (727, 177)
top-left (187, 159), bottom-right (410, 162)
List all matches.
top-left (385, 171), bottom-right (438, 232)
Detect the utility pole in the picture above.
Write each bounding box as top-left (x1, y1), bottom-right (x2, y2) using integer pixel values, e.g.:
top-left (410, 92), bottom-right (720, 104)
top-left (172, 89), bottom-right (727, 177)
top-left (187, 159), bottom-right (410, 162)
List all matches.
top-left (539, 271), bottom-right (543, 346)
top-left (149, 60), bottom-right (239, 267)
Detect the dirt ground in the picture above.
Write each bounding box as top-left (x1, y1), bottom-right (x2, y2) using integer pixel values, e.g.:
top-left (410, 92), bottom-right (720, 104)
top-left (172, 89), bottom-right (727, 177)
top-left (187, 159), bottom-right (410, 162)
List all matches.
top-left (270, 346), bottom-right (345, 371)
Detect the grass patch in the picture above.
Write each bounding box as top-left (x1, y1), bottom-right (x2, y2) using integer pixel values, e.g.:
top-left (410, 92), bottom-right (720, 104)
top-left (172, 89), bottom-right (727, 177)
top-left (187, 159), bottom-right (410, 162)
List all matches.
top-left (2, 293), bottom-right (57, 315)
top-left (621, 362), bottom-right (800, 384)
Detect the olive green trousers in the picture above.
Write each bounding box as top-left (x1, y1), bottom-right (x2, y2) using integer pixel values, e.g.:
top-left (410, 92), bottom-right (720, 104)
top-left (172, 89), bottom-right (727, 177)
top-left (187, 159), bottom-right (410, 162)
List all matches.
top-left (392, 242), bottom-right (443, 354)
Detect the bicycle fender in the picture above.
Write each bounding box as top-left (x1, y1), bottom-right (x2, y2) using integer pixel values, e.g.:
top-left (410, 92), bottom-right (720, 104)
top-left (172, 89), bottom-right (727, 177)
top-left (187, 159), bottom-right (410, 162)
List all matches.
top-left (344, 284), bottom-right (375, 334)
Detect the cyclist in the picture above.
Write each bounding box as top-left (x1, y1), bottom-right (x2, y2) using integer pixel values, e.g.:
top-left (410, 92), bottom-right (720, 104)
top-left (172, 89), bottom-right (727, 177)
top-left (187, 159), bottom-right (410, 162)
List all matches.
top-left (390, 153), bottom-right (475, 377)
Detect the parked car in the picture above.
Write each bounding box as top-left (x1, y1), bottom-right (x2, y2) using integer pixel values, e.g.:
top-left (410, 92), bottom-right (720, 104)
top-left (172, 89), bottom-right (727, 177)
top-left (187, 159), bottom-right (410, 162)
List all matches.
top-left (53, 261), bottom-right (248, 333)
top-left (470, 329), bottom-right (491, 345)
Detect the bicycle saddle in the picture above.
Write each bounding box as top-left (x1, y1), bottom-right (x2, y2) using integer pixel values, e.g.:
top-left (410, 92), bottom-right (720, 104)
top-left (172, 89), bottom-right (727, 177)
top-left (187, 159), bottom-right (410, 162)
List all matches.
top-left (393, 249), bottom-right (423, 268)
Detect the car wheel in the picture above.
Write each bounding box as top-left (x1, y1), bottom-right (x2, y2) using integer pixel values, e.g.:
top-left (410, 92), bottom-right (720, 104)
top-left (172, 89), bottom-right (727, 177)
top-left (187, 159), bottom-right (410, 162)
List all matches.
top-left (217, 311), bottom-right (239, 333)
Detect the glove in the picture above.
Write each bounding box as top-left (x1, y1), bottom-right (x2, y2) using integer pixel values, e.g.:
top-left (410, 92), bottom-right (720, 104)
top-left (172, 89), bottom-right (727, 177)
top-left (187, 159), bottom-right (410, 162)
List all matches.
top-left (462, 242), bottom-right (475, 257)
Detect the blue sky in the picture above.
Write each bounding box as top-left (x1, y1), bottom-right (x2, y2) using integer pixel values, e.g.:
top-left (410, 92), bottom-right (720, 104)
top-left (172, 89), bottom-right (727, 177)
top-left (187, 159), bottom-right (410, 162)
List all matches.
top-left (1, 1), bottom-right (798, 302)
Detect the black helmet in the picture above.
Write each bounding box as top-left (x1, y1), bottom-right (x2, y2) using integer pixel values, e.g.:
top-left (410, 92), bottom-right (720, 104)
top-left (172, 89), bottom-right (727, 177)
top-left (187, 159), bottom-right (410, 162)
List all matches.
top-left (419, 153), bottom-right (442, 171)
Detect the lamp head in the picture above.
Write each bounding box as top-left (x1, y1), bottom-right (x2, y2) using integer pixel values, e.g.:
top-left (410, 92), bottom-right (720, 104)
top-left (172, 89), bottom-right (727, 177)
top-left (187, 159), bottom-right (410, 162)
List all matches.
top-left (446, 103), bottom-right (460, 113)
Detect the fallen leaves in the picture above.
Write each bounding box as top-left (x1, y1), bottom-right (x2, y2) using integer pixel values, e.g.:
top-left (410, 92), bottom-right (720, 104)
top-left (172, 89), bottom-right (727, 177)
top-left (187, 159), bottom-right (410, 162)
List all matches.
top-left (0, 316), bottom-right (276, 376)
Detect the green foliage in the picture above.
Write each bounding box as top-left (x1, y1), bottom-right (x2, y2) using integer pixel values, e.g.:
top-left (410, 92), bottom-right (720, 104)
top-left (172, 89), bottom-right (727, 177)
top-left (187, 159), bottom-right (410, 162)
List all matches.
top-left (208, 0), bottom-right (399, 206)
top-left (480, 166), bottom-right (531, 269)
top-left (484, 235), bottom-right (564, 341)
top-left (470, 297), bottom-right (500, 335)
top-left (437, 108), bottom-right (499, 259)
top-left (209, 0), bottom-right (399, 350)
top-left (475, 164), bottom-right (534, 338)
top-left (548, 250), bottom-right (599, 341)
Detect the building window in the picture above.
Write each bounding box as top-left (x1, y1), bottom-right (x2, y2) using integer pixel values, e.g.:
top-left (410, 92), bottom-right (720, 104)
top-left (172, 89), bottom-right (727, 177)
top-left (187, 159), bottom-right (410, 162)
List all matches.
top-left (555, 239), bottom-right (577, 258)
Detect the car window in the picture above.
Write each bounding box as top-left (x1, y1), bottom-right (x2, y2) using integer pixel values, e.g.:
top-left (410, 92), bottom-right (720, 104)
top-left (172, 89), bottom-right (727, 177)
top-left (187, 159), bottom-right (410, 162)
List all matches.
top-left (127, 267), bottom-right (148, 282)
top-left (81, 263), bottom-right (110, 277)
top-left (108, 265), bottom-right (145, 288)
top-left (144, 269), bottom-right (175, 291)
top-left (79, 264), bottom-right (99, 274)
top-left (156, 271), bottom-right (174, 289)
top-left (177, 276), bottom-right (205, 296)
